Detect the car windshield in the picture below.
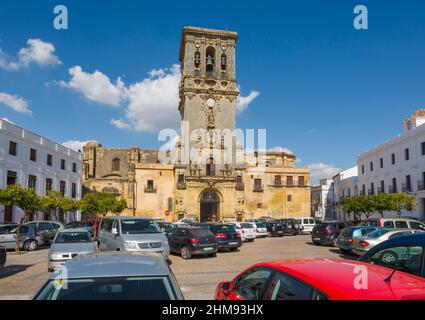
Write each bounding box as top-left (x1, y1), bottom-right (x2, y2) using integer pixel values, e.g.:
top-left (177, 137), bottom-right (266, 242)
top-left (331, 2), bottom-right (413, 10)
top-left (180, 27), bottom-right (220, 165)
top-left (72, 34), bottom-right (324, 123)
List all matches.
top-left (34, 276), bottom-right (176, 300)
top-left (214, 225), bottom-right (236, 233)
top-left (120, 220), bottom-right (160, 234)
top-left (241, 223), bottom-right (253, 228)
top-left (366, 229), bottom-right (389, 238)
top-left (190, 229), bottom-right (213, 237)
top-left (55, 232), bottom-right (92, 243)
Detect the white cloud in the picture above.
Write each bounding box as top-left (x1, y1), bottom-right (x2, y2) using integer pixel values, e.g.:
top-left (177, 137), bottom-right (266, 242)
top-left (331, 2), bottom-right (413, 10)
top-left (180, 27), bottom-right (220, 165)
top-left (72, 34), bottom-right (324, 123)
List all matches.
top-left (236, 90), bottom-right (260, 113)
top-left (60, 66), bottom-right (125, 107)
top-left (0, 92), bottom-right (31, 114)
top-left (62, 140), bottom-right (89, 152)
top-left (0, 39), bottom-right (61, 71)
top-left (111, 118), bottom-right (131, 130)
top-left (122, 64), bottom-right (181, 132)
top-left (307, 163), bottom-right (341, 185)
top-left (270, 146), bottom-right (293, 154)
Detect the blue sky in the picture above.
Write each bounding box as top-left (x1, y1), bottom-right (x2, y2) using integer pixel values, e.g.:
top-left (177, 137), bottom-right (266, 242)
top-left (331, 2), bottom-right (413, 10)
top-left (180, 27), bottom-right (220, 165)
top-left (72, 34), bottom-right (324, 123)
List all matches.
top-left (1, 0), bottom-right (424, 182)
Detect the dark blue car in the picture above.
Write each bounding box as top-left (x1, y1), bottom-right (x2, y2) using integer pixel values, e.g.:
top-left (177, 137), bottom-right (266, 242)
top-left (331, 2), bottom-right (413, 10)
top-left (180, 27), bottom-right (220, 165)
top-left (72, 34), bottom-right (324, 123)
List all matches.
top-left (359, 233), bottom-right (425, 278)
top-left (336, 226), bottom-right (380, 253)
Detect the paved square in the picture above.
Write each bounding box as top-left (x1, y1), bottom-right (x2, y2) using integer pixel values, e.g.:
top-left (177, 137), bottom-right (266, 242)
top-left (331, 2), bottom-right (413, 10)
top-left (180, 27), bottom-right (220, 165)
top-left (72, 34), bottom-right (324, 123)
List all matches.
top-left (0, 235), bottom-right (355, 300)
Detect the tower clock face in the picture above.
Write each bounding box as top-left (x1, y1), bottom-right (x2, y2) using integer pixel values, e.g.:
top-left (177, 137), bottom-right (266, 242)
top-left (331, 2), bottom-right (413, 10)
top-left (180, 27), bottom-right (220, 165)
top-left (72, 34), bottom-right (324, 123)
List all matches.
top-left (207, 98), bottom-right (215, 107)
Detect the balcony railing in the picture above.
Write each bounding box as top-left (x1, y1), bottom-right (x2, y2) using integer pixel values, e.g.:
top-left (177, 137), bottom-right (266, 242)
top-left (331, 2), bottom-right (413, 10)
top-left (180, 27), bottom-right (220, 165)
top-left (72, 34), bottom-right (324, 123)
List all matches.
top-left (388, 186), bottom-right (397, 194)
top-left (377, 187), bottom-right (385, 194)
top-left (236, 182), bottom-right (245, 191)
top-left (418, 181), bottom-right (425, 191)
top-left (359, 190), bottom-right (365, 196)
top-left (144, 186), bottom-right (157, 193)
top-left (368, 189), bottom-right (374, 195)
top-left (402, 183), bottom-right (412, 193)
top-left (253, 185), bottom-right (264, 192)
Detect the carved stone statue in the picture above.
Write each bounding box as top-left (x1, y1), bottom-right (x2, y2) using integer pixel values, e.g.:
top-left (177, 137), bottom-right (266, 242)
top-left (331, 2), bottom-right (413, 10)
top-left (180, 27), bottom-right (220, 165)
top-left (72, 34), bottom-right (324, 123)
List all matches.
top-left (207, 107), bottom-right (215, 129)
top-left (224, 164), bottom-right (233, 177)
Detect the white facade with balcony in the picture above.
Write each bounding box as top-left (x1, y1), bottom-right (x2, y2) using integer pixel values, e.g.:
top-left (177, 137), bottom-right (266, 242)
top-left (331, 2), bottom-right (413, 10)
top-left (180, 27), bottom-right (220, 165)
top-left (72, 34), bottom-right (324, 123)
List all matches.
top-left (356, 110), bottom-right (425, 220)
top-left (311, 179), bottom-right (334, 220)
top-left (0, 119), bottom-right (83, 223)
top-left (332, 166), bottom-right (358, 221)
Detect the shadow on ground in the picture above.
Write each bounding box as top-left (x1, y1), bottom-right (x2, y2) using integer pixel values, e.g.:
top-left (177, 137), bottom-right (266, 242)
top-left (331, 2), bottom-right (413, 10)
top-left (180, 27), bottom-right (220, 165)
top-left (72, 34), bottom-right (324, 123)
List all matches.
top-left (328, 248), bottom-right (358, 261)
top-left (0, 265), bottom-right (32, 279)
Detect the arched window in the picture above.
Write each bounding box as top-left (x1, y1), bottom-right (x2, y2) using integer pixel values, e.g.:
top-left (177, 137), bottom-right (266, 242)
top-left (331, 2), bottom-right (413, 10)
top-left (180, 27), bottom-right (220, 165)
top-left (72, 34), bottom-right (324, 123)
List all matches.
top-left (194, 51), bottom-right (201, 68)
top-left (205, 47), bottom-right (215, 76)
top-left (220, 54), bottom-right (227, 71)
top-left (206, 157), bottom-right (215, 176)
top-left (112, 158), bottom-right (120, 172)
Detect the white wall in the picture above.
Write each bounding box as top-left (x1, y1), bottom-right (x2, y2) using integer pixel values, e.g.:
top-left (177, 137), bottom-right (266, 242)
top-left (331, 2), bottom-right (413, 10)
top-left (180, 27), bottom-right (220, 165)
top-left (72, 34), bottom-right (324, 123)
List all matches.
top-left (0, 119), bottom-right (83, 223)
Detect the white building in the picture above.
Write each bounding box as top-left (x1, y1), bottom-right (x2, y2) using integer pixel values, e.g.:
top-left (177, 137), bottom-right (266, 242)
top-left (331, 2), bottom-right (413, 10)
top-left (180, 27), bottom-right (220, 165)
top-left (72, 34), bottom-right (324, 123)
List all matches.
top-left (311, 179), bottom-right (334, 220)
top-left (332, 166), bottom-right (358, 221)
top-left (0, 119), bottom-right (83, 223)
top-left (356, 110), bottom-right (425, 220)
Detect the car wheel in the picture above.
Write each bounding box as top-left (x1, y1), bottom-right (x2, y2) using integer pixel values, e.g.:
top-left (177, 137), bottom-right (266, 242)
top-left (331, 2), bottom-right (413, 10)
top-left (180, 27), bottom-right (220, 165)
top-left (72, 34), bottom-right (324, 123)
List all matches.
top-left (267, 232), bottom-right (272, 237)
top-left (313, 241), bottom-right (320, 245)
top-left (209, 253), bottom-right (217, 257)
top-left (181, 246), bottom-right (192, 259)
top-left (230, 247), bottom-right (239, 252)
top-left (24, 240), bottom-right (38, 251)
top-left (379, 250), bottom-right (399, 264)
top-left (340, 248), bottom-right (350, 254)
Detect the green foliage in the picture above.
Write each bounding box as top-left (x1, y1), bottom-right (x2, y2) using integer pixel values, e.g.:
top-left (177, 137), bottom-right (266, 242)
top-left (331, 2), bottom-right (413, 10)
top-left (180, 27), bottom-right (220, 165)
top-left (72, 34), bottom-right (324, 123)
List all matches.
top-left (80, 192), bottom-right (127, 217)
top-left (387, 193), bottom-right (416, 216)
top-left (0, 184), bottom-right (41, 219)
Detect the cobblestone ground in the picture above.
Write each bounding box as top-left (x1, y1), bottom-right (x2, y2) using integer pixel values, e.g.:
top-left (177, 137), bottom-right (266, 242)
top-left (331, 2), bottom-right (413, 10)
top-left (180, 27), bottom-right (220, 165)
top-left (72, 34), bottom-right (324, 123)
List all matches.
top-left (0, 235), bottom-right (356, 300)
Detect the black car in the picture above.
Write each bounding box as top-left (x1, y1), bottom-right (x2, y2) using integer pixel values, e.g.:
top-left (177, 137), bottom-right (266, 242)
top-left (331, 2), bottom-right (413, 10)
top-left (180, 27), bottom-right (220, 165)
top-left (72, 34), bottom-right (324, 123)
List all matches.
top-left (0, 245), bottom-right (6, 267)
top-left (265, 221), bottom-right (284, 237)
top-left (199, 223), bottom-right (242, 251)
top-left (311, 221), bottom-right (348, 246)
top-left (359, 233), bottom-right (425, 278)
top-left (167, 226), bottom-right (218, 259)
top-left (274, 219), bottom-right (302, 236)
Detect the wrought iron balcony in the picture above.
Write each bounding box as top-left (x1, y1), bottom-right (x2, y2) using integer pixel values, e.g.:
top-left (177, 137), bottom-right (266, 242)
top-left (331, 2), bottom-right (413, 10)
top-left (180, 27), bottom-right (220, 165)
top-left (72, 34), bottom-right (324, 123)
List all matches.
top-left (368, 189), bottom-right (374, 195)
top-left (388, 186), bottom-right (397, 194)
top-left (418, 181), bottom-right (425, 191)
top-left (359, 190), bottom-right (365, 196)
top-left (377, 187), bottom-right (385, 194)
top-left (144, 186), bottom-right (157, 193)
top-left (402, 183), bottom-right (412, 193)
top-left (253, 185), bottom-right (264, 192)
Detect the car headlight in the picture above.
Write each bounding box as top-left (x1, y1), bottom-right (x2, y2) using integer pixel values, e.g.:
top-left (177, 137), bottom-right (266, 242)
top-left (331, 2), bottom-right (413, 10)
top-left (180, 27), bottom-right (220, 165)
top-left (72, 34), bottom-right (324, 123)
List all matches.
top-left (124, 241), bottom-right (138, 249)
top-left (49, 254), bottom-right (63, 260)
top-left (163, 239), bottom-right (169, 248)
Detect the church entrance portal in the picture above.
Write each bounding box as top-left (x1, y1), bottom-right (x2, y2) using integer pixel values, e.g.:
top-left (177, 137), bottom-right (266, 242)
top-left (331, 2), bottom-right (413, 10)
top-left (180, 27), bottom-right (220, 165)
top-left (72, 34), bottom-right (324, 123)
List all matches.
top-left (200, 189), bottom-right (220, 222)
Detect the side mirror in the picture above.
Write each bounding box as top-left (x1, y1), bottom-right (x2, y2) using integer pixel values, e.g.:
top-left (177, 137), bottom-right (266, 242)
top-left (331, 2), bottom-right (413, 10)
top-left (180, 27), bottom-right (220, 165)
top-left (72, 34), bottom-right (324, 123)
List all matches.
top-left (111, 228), bottom-right (119, 235)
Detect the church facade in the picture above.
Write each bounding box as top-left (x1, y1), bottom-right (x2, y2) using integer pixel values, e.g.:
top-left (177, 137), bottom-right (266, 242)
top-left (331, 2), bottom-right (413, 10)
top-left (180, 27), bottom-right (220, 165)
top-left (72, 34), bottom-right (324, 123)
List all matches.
top-left (82, 27), bottom-right (311, 222)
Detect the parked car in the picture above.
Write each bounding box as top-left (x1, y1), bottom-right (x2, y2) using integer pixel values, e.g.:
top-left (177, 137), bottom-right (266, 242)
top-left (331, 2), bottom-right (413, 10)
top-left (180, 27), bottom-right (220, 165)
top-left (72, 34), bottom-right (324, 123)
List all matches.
top-left (359, 218), bottom-right (425, 231)
top-left (0, 224), bottom-right (47, 251)
top-left (167, 226), bottom-right (218, 259)
top-left (98, 217), bottom-right (169, 260)
top-left (336, 226), bottom-right (380, 253)
top-left (33, 252), bottom-right (184, 300)
top-left (275, 219), bottom-right (302, 235)
top-left (199, 223), bottom-right (242, 251)
top-left (0, 245), bottom-right (6, 267)
top-left (175, 217), bottom-right (199, 226)
top-left (352, 228), bottom-right (424, 256)
top-left (48, 228), bottom-right (97, 272)
top-left (156, 221), bottom-right (177, 236)
top-left (214, 258), bottom-right (425, 300)
top-left (81, 218), bottom-right (100, 235)
top-left (234, 222), bottom-right (256, 242)
top-left (311, 221), bottom-right (348, 246)
top-left (24, 221), bottom-right (64, 243)
top-left (65, 221), bottom-right (94, 237)
top-left (251, 222), bottom-right (268, 238)
top-left (265, 221), bottom-right (284, 237)
top-left (359, 233), bottom-right (425, 278)
top-left (295, 217), bottom-right (316, 234)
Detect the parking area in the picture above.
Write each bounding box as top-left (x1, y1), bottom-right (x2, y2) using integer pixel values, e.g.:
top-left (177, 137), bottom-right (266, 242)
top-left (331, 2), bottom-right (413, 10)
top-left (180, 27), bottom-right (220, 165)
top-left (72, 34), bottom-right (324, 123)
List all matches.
top-left (0, 235), bottom-right (356, 300)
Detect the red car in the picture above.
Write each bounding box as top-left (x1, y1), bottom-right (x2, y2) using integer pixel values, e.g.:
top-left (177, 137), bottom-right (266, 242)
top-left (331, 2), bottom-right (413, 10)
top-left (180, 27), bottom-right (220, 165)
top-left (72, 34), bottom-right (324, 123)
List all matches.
top-left (215, 258), bottom-right (425, 300)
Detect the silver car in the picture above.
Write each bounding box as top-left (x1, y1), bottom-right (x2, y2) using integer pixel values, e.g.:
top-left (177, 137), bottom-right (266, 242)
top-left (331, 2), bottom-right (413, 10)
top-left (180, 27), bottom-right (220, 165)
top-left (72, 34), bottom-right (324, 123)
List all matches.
top-left (0, 224), bottom-right (46, 251)
top-left (34, 252), bottom-right (184, 300)
top-left (98, 217), bottom-right (170, 260)
top-left (48, 228), bottom-right (97, 272)
top-left (352, 228), bottom-right (424, 256)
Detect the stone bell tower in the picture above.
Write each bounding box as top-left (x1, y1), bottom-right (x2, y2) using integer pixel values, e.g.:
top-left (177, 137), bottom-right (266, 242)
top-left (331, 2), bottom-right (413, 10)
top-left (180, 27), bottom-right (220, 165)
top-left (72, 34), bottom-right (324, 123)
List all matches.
top-left (178, 27), bottom-right (240, 169)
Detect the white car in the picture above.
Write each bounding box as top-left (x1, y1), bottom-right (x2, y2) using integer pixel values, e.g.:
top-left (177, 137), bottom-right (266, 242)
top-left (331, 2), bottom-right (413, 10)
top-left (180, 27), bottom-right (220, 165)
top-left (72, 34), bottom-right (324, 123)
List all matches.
top-left (250, 222), bottom-right (268, 238)
top-left (175, 217), bottom-right (199, 226)
top-left (295, 217), bottom-right (316, 234)
top-left (234, 222), bottom-right (256, 242)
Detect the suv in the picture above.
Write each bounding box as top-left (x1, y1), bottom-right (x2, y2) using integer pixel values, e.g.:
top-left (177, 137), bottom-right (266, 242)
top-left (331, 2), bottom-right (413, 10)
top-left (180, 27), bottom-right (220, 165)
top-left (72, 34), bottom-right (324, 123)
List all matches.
top-left (295, 217), bottom-right (316, 234)
top-left (275, 219), bottom-right (302, 235)
top-left (312, 221), bottom-right (348, 246)
top-left (98, 216), bottom-right (169, 260)
top-left (167, 226), bottom-right (218, 259)
top-left (359, 218), bottom-right (425, 231)
top-left (24, 221), bottom-right (64, 243)
top-left (265, 221), bottom-right (284, 237)
top-left (199, 223), bottom-right (242, 251)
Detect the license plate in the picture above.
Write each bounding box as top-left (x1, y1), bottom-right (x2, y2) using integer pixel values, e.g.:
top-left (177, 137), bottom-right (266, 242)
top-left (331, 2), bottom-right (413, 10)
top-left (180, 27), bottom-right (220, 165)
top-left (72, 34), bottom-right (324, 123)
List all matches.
top-left (228, 242), bottom-right (238, 245)
top-left (313, 237), bottom-right (320, 241)
top-left (278, 231), bottom-right (283, 233)
top-left (203, 247), bottom-right (214, 251)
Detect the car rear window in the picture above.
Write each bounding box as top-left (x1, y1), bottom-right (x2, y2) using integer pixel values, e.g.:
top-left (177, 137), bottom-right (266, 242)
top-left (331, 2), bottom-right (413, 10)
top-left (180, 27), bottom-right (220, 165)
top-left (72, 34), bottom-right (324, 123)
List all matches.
top-left (190, 229), bottom-right (213, 237)
top-left (395, 221), bottom-right (409, 228)
top-left (213, 225), bottom-right (236, 233)
top-left (341, 228), bottom-right (353, 236)
top-left (309, 219), bottom-right (315, 224)
top-left (367, 229), bottom-right (390, 238)
top-left (241, 223), bottom-right (253, 228)
top-left (256, 223), bottom-right (266, 228)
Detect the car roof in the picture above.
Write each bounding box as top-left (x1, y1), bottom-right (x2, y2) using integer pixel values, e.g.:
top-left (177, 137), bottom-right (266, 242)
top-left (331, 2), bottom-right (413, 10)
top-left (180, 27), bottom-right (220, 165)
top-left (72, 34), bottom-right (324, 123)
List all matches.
top-left (256, 258), bottom-right (425, 299)
top-left (49, 252), bottom-right (170, 279)
top-left (101, 216), bottom-right (153, 221)
top-left (347, 225), bottom-right (378, 230)
top-left (57, 228), bottom-right (91, 233)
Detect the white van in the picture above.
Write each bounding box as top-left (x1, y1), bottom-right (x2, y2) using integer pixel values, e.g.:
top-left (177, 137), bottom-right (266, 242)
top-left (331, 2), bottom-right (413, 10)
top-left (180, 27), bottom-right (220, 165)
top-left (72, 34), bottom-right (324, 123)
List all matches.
top-left (294, 217), bottom-right (316, 234)
top-left (98, 216), bottom-right (170, 259)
